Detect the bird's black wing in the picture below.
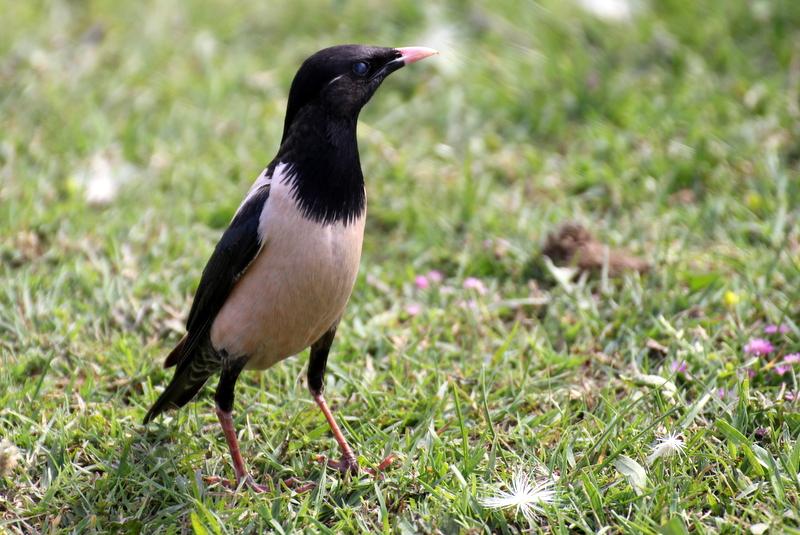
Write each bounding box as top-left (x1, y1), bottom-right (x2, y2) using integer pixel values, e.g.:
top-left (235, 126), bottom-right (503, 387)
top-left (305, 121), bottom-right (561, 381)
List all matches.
top-left (178, 167), bottom-right (274, 365)
top-left (144, 170), bottom-right (274, 423)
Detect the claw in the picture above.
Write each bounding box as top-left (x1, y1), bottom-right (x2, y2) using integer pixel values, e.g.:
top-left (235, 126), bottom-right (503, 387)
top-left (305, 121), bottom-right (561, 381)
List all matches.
top-left (283, 476), bottom-right (317, 494)
top-left (316, 453), bottom-right (359, 474)
top-left (314, 453), bottom-right (398, 478)
top-left (204, 474), bottom-right (270, 493)
top-left (372, 454), bottom-right (399, 473)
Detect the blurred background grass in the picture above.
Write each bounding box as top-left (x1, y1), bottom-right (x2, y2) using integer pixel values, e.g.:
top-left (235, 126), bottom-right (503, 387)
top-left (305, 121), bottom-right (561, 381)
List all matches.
top-left (2, 0), bottom-right (800, 533)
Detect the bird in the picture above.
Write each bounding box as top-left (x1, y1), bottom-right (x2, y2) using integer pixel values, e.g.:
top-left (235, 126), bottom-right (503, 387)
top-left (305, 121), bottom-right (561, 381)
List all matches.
top-left (143, 44), bottom-right (437, 492)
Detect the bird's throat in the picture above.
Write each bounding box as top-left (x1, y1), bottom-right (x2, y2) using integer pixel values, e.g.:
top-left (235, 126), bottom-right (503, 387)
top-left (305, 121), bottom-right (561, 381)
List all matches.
top-left (278, 113), bottom-right (367, 226)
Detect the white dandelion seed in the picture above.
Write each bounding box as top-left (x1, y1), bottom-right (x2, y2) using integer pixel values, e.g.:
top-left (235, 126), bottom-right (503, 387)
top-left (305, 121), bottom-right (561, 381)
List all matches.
top-left (480, 469), bottom-right (558, 522)
top-left (647, 430), bottom-right (686, 465)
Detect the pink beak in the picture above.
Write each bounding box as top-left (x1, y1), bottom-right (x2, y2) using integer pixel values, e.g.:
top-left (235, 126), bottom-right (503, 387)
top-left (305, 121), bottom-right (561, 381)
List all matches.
top-left (395, 46), bottom-right (439, 66)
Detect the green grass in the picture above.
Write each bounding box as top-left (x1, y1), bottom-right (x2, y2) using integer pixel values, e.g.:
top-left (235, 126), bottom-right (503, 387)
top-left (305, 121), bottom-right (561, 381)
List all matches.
top-left (2, 0), bottom-right (800, 533)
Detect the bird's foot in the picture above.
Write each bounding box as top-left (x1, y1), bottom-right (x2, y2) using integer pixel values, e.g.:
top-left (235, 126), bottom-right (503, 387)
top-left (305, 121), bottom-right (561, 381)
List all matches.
top-left (316, 453), bottom-right (359, 474)
top-left (283, 477), bottom-right (318, 494)
top-left (371, 454), bottom-right (399, 474)
top-left (315, 453), bottom-right (398, 477)
top-left (204, 474), bottom-right (270, 493)
top-left (206, 474), bottom-right (319, 494)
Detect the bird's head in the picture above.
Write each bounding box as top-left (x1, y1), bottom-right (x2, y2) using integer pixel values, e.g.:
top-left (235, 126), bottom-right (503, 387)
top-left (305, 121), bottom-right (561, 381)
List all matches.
top-left (281, 44), bottom-right (437, 142)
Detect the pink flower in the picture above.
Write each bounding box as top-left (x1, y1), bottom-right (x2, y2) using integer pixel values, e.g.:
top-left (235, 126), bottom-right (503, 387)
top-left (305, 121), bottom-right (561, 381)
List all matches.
top-left (439, 285), bottom-right (456, 295)
top-left (717, 388), bottom-right (729, 399)
top-left (670, 361), bottom-right (692, 380)
top-left (783, 353), bottom-right (800, 364)
top-left (671, 361), bottom-right (687, 373)
top-left (785, 390), bottom-right (797, 401)
top-left (774, 365), bottom-right (792, 376)
top-left (405, 303), bottom-right (421, 316)
top-left (463, 277), bottom-right (488, 295)
top-left (744, 338), bottom-right (775, 356)
top-left (748, 369), bottom-right (757, 379)
top-left (414, 275), bottom-right (430, 290)
top-left (426, 270), bottom-right (444, 284)
top-left (457, 299), bottom-right (477, 310)
top-left (764, 324), bottom-right (789, 334)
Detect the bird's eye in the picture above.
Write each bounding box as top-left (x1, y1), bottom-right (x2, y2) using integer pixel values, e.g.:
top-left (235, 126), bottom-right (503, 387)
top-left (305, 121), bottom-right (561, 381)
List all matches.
top-left (352, 62), bottom-right (369, 76)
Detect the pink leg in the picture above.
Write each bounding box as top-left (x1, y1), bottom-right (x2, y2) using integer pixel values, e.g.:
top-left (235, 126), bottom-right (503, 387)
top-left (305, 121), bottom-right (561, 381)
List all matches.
top-left (205, 399), bottom-right (395, 494)
top-left (312, 393), bottom-right (397, 476)
top-left (204, 403), bottom-right (270, 492)
top-left (313, 393), bottom-right (359, 472)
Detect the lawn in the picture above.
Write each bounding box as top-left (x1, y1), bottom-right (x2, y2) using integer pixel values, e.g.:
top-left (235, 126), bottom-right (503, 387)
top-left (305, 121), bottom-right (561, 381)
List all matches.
top-left (1, 0), bottom-right (800, 533)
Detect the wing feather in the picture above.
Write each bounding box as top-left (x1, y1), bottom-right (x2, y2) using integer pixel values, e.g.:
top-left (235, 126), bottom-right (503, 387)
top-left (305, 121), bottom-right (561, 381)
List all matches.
top-left (171, 165), bottom-right (277, 366)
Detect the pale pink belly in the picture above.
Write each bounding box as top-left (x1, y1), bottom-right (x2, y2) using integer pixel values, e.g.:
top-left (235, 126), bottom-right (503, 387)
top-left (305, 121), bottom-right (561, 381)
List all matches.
top-left (209, 179), bottom-right (365, 370)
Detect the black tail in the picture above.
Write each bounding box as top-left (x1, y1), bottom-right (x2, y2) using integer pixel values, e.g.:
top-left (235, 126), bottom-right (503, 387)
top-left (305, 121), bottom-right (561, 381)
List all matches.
top-left (143, 348), bottom-right (220, 424)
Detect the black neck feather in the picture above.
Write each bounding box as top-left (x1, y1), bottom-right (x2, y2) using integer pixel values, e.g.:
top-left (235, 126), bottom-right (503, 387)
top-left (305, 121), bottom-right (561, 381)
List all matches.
top-left (276, 106), bottom-right (366, 226)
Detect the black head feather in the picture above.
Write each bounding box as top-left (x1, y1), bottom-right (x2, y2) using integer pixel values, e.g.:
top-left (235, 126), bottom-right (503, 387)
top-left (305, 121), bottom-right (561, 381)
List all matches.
top-left (273, 44), bottom-right (435, 225)
top-left (281, 45), bottom-right (404, 143)
top-left (274, 45), bottom-right (412, 226)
